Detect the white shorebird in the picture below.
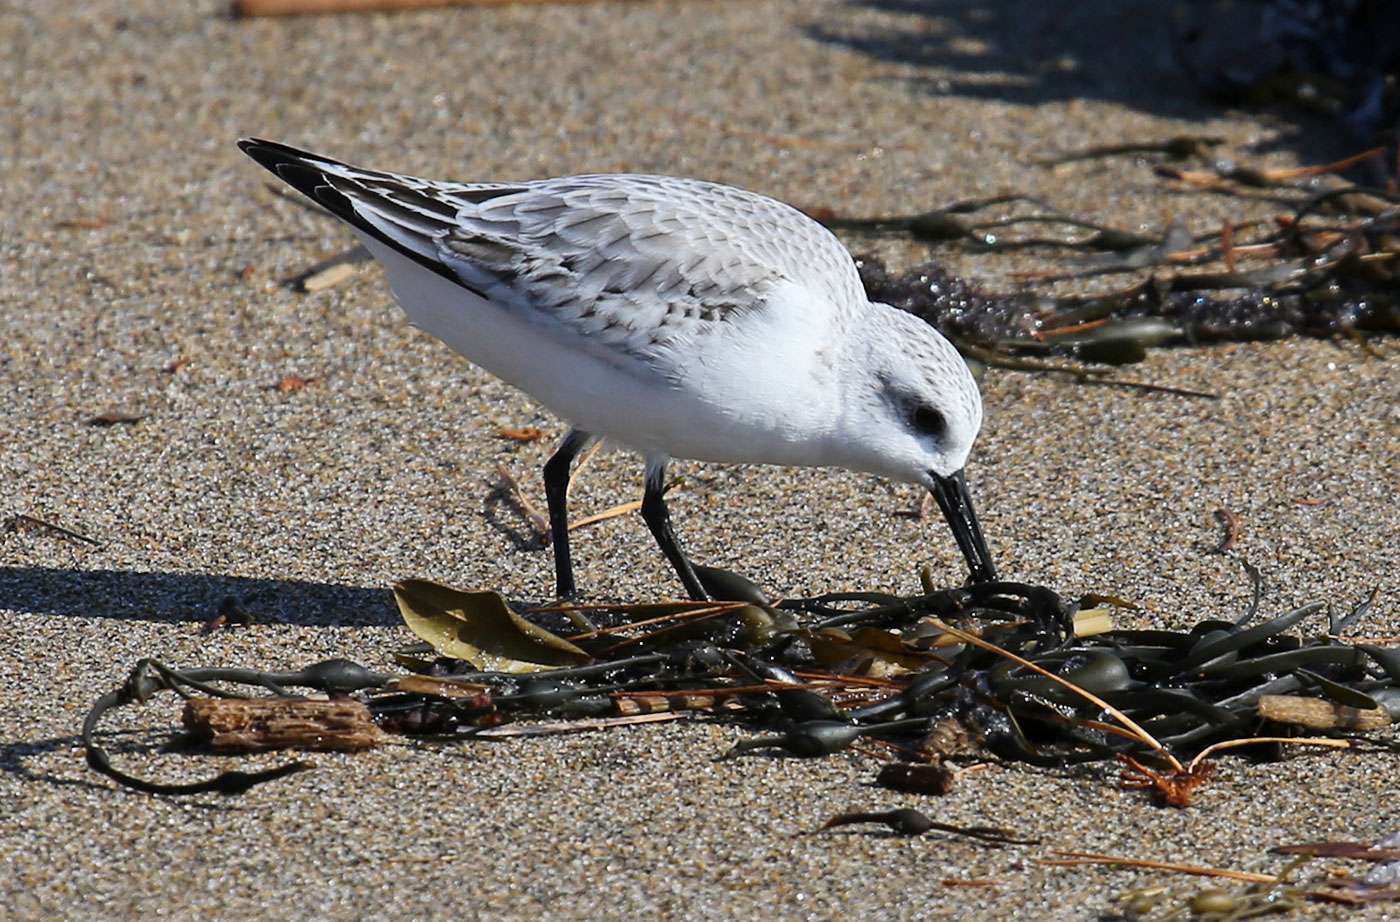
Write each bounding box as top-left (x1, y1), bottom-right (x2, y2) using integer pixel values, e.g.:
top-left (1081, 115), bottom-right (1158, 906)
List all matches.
top-left (239, 139), bottom-right (996, 600)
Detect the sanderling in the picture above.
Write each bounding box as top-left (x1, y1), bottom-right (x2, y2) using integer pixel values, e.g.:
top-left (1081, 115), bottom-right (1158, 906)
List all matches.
top-left (239, 139), bottom-right (996, 600)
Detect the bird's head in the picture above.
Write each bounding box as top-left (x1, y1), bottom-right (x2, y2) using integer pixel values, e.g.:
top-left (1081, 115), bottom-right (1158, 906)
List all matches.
top-left (840, 305), bottom-right (996, 583)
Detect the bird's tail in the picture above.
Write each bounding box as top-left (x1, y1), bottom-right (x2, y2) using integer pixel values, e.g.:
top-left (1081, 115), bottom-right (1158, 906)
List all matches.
top-left (237, 138), bottom-right (466, 285)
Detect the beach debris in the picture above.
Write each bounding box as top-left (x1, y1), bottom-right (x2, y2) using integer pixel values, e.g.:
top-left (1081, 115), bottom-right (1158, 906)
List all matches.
top-left (1257, 694), bottom-right (1392, 730)
top-left (298, 261), bottom-right (357, 292)
top-left (53, 216), bottom-right (110, 230)
top-left (1155, 147), bottom-right (1387, 192)
top-left (86, 410), bottom-right (146, 426)
top-left (183, 697), bottom-right (386, 752)
top-left (1108, 866), bottom-right (1309, 919)
top-left (1116, 754), bottom-right (1217, 809)
top-left (1042, 849), bottom-right (1283, 882)
top-left (816, 808), bottom-right (1033, 845)
top-left (3, 513), bottom-right (101, 547)
top-left (859, 205), bottom-right (1398, 352)
top-left (1034, 135), bottom-right (1226, 166)
top-left (1048, 832), bottom-right (1400, 913)
top-left (394, 579), bottom-right (590, 672)
top-left (81, 658), bottom-right (392, 795)
top-left (831, 139), bottom-right (1399, 363)
top-left (497, 426), bottom-right (546, 442)
top-left (1276, 832), bottom-right (1400, 905)
top-left (82, 569), bottom-right (1397, 805)
top-left (276, 373), bottom-right (315, 392)
top-left (282, 244), bottom-right (368, 292)
top-left (1051, 851), bottom-right (1314, 918)
top-left (875, 761), bottom-right (956, 796)
top-left (1212, 507), bottom-right (1240, 554)
top-left (819, 807), bottom-right (935, 837)
top-left (200, 596), bottom-right (256, 634)
top-left (494, 462), bottom-right (550, 543)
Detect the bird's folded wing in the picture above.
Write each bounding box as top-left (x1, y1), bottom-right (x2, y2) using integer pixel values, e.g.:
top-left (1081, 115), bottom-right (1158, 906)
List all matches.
top-left (242, 141), bottom-right (862, 369)
top-left (345, 172), bottom-right (798, 364)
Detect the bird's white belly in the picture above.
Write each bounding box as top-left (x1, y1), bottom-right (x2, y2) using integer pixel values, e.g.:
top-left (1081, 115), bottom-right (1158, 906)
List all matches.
top-left (363, 236), bottom-right (840, 467)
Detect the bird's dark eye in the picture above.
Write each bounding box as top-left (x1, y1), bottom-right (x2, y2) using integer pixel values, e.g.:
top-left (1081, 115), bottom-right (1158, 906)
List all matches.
top-left (909, 404), bottom-right (945, 438)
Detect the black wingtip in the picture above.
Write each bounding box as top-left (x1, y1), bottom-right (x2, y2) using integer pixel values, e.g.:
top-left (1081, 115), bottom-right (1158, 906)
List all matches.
top-left (236, 138), bottom-right (372, 233)
top-left (236, 138), bottom-right (473, 292)
top-left (238, 139), bottom-right (340, 200)
top-left (237, 137), bottom-right (344, 170)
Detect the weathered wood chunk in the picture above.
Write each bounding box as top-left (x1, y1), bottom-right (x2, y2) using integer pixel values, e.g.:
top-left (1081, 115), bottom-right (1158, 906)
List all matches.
top-left (182, 697), bottom-right (387, 752)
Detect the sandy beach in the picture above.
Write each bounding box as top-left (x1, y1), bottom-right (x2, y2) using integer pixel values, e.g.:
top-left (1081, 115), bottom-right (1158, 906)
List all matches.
top-left (2, 1), bottom-right (1397, 919)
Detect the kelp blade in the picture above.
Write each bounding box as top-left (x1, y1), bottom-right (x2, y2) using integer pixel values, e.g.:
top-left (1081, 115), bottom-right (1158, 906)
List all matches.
top-left (394, 580), bottom-right (590, 673)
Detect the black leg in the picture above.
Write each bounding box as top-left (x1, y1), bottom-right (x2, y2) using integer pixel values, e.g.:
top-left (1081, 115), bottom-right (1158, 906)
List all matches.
top-left (641, 458), bottom-right (711, 601)
top-left (542, 429), bottom-right (592, 599)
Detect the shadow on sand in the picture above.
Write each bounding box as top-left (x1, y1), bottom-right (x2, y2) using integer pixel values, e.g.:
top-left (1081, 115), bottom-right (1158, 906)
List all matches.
top-left (0, 565), bottom-right (397, 628)
top-left (808, 0), bottom-right (1342, 159)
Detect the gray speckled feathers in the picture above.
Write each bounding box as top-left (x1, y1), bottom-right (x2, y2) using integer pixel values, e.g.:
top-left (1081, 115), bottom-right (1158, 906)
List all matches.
top-left (242, 140), bottom-right (867, 367)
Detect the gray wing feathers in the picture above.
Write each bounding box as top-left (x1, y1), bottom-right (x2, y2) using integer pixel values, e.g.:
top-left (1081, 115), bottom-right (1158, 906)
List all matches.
top-left (319, 167), bottom-right (864, 365)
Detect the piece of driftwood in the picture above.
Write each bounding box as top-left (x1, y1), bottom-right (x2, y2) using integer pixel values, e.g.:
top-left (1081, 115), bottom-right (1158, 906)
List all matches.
top-left (234, 0), bottom-right (635, 18)
top-left (1257, 695), bottom-right (1391, 731)
top-left (182, 697), bottom-right (387, 752)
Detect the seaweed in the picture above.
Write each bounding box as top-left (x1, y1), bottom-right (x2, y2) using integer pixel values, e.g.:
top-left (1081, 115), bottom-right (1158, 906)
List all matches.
top-left (82, 572), bottom-right (1396, 807)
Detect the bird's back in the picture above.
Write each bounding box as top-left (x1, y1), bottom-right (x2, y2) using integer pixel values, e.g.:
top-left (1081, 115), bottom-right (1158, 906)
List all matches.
top-left (240, 140), bottom-right (868, 368)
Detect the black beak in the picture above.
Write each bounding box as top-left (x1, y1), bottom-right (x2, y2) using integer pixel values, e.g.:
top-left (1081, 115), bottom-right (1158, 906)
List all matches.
top-left (928, 470), bottom-right (997, 583)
